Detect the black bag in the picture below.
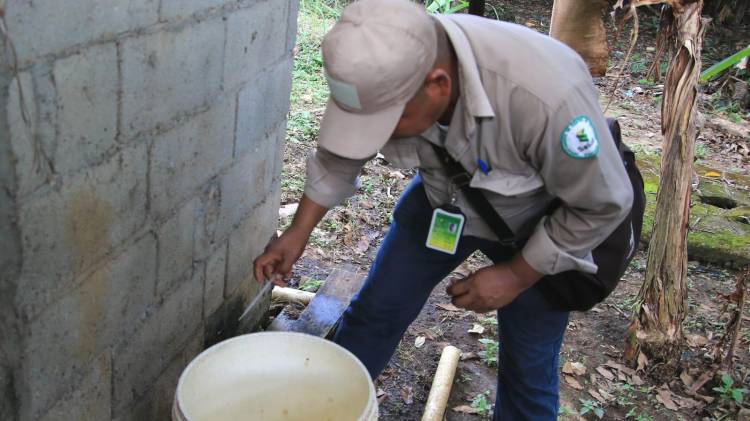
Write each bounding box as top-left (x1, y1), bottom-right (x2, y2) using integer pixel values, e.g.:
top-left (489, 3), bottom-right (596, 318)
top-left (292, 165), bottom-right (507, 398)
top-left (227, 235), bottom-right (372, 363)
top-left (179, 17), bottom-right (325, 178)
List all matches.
top-left (432, 118), bottom-right (646, 312)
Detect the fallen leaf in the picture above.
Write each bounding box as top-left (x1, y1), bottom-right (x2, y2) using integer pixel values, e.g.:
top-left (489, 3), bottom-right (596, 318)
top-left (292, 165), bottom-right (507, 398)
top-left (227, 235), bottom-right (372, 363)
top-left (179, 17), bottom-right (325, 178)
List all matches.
top-left (686, 334), bottom-right (708, 347)
top-left (414, 336), bottom-right (426, 348)
top-left (596, 366), bottom-right (615, 381)
top-left (402, 386), bottom-right (414, 405)
top-left (436, 303), bottom-right (462, 312)
top-left (696, 394), bottom-right (715, 404)
top-left (688, 371), bottom-right (714, 395)
top-left (354, 237), bottom-right (370, 254)
top-left (360, 200), bottom-right (374, 210)
top-left (460, 352), bottom-right (479, 361)
top-left (605, 360), bottom-right (635, 376)
top-left (377, 393), bottom-right (388, 405)
top-left (673, 394), bottom-right (702, 409)
top-left (388, 170), bottom-right (406, 180)
top-left (588, 389), bottom-right (606, 403)
top-left (704, 171), bottom-right (722, 178)
top-left (452, 405), bottom-right (480, 414)
top-left (468, 324), bottom-right (485, 335)
top-left (562, 362), bottom-right (575, 375)
top-left (629, 374), bottom-right (645, 386)
top-left (570, 362), bottom-right (587, 376)
top-left (637, 352), bottom-right (649, 372)
top-left (598, 388), bottom-right (614, 402)
top-left (680, 371), bottom-right (694, 388)
top-left (656, 389), bottom-right (679, 411)
top-left (564, 375), bottom-right (584, 390)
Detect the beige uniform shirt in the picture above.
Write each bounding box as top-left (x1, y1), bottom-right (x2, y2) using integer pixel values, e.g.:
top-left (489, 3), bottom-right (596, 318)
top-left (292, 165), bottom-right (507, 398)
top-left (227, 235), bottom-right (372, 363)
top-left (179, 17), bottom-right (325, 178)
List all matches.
top-left (304, 14), bottom-right (634, 276)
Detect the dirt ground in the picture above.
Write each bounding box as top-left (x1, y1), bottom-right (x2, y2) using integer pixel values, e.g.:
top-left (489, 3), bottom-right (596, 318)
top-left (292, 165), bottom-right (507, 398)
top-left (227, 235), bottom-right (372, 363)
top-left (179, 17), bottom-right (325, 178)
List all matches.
top-left (272, 1), bottom-right (750, 419)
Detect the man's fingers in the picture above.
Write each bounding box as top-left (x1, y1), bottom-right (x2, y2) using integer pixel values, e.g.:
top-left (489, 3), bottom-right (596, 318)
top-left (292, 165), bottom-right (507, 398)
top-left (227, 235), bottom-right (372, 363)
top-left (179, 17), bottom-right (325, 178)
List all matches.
top-left (263, 264), bottom-right (277, 283)
top-left (254, 254), bottom-right (278, 282)
top-left (451, 289), bottom-right (475, 309)
top-left (269, 272), bottom-right (287, 287)
top-left (253, 257), bottom-right (269, 283)
top-left (446, 278), bottom-right (471, 296)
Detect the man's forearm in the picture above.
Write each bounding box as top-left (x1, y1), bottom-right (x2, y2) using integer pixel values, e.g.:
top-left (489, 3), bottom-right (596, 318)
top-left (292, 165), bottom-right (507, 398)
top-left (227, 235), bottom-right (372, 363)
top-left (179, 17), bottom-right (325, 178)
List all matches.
top-left (508, 253), bottom-right (544, 287)
top-left (286, 194), bottom-right (330, 239)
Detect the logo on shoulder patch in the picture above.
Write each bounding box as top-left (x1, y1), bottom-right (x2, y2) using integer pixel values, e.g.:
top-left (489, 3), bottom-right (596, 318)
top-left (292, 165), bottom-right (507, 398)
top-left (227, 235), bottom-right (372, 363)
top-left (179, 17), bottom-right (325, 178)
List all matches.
top-left (560, 116), bottom-right (599, 159)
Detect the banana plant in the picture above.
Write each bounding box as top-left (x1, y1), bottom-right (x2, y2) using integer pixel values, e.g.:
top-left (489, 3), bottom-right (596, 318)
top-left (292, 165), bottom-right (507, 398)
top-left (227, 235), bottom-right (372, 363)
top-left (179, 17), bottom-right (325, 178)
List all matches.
top-left (700, 44), bottom-right (750, 82)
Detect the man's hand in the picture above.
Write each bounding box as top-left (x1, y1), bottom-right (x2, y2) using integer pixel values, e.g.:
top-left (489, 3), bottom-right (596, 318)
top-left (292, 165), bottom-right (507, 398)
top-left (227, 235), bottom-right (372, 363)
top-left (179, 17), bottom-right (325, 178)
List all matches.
top-left (253, 194), bottom-right (330, 286)
top-left (446, 254), bottom-right (543, 313)
top-left (253, 230), bottom-right (307, 286)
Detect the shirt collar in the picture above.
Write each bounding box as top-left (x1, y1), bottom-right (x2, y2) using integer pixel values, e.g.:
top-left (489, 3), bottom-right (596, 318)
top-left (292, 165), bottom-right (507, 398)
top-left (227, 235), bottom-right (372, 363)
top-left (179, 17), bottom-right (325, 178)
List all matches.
top-left (433, 14), bottom-right (495, 120)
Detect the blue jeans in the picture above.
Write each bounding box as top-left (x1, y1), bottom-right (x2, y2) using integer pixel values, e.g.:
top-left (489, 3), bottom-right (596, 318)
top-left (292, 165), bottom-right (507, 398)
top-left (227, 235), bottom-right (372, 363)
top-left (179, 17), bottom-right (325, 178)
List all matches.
top-left (333, 175), bottom-right (569, 420)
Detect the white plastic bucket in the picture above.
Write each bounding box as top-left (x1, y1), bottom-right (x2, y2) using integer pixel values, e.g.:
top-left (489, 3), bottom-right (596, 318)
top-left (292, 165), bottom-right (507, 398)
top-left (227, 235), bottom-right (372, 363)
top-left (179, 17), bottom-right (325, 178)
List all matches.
top-left (173, 332), bottom-right (378, 421)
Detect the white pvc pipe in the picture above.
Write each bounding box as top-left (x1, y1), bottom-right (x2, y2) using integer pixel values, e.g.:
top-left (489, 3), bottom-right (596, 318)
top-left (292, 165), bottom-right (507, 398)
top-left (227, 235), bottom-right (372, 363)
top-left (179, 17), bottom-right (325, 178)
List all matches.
top-left (421, 345), bottom-right (461, 421)
top-left (271, 286), bottom-right (315, 305)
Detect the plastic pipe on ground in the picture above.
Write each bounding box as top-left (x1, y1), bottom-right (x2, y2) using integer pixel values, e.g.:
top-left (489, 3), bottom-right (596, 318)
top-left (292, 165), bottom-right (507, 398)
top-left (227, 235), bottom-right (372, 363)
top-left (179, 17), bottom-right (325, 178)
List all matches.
top-left (271, 286), bottom-right (315, 305)
top-left (421, 345), bottom-right (462, 421)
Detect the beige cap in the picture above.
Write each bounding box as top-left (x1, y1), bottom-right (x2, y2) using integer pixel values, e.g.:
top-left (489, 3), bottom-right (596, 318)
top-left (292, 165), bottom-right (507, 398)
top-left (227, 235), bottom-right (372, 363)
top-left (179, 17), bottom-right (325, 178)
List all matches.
top-left (319, 0), bottom-right (437, 159)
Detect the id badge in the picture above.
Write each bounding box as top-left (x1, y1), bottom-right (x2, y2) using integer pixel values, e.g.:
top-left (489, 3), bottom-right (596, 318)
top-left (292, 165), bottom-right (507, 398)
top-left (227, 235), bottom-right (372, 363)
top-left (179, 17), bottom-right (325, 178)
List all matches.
top-left (426, 207), bottom-right (465, 255)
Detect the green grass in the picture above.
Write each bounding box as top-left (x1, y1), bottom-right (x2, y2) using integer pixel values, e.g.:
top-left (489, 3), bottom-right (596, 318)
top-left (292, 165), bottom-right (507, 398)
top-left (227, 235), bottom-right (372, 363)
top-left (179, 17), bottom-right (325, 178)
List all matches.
top-left (287, 1), bottom-right (345, 143)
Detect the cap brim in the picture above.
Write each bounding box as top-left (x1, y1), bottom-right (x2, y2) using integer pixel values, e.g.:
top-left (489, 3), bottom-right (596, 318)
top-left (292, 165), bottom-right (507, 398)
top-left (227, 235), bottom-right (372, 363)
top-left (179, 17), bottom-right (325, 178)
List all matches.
top-left (318, 99), bottom-right (406, 160)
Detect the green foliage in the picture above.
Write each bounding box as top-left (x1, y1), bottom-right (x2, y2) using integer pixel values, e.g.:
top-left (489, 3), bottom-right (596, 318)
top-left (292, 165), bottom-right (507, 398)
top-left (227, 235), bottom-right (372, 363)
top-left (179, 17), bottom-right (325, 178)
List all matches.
top-left (625, 408), bottom-right (653, 421)
top-left (299, 276), bottom-right (324, 292)
top-left (478, 338), bottom-right (499, 366)
top-left (281, 167), bottom-right (306, 197)
top-left (558, 405), bottom-right (577, 419)
top-left (424, 0), bottom-right (469, 14)
top-left (700, 45), bottom-right (750, 83)
top-left (629, 52), bottom-right (648, 75)
top-left (471, 390), bottom-right (493, 416)
top-left (287, 1), bottom-right (345, 145)
top-left (578, 399), bottom-right (604, 419)
top-left (713, 373), bottom-right (747, 404)
top-left (659, 61), bottom-right (669, 75)
top-left (479, 315), bottom-right (498, 335)
top-left (695, 142), bottom-right (707, 160)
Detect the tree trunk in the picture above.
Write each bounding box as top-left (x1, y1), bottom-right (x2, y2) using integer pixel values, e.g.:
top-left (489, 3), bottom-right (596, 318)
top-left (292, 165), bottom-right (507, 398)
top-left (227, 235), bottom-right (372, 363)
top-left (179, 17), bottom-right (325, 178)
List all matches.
top-left (645, 6), bottom-right (673, 83)
top-left (549, 0), bottom-right (610, 77)
top-left (625, 0), bottom-right (705, 378)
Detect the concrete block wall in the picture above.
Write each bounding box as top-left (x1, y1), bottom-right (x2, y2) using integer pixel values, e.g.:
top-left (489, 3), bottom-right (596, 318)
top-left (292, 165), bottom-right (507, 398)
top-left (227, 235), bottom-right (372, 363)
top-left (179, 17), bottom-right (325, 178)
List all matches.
top-left (0, 0), bottom-right (298, 419)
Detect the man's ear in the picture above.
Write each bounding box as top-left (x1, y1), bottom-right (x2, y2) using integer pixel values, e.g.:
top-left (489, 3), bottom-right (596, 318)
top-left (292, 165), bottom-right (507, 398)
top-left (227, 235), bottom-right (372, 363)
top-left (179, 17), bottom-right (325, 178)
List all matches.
top-left (423, 68), bottom-right (451, 99)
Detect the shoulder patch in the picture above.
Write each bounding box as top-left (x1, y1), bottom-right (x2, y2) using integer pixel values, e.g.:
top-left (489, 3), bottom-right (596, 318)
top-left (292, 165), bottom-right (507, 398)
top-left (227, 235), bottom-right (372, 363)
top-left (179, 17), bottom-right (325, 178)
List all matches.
top-left (560, 116), bottom-right (599, 159)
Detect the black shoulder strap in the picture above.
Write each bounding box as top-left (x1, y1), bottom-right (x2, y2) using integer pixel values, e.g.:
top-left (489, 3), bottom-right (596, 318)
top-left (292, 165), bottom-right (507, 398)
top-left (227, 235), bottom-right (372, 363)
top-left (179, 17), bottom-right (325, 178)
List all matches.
top-left (430, 117), bottom-right (625, 250)
top-left (430, 144), bottom-right (517, 247)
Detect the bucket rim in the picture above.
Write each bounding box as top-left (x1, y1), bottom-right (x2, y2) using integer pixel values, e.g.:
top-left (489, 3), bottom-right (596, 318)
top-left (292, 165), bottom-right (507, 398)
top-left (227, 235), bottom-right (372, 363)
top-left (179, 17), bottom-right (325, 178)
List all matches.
top-left (174, 331), bottom-right (377, 421)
